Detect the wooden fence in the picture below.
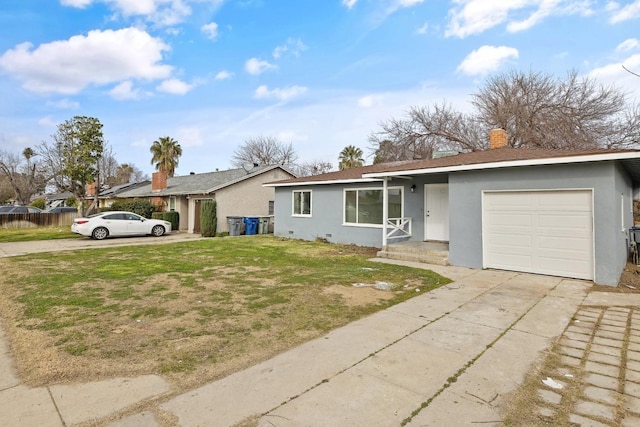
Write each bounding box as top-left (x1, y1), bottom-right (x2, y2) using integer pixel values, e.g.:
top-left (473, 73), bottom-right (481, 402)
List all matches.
top-left (0, 212), bottom-right (78, 229)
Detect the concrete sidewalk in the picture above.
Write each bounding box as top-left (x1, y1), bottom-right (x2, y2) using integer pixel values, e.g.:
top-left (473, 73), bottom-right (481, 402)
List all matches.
top-left (2, 252), bottom-right (624, 426)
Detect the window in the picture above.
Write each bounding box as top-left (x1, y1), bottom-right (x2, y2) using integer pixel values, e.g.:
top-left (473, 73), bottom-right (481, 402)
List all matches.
top-left (292, 190), bottom-right (311, 216)
top-left (268, 201), bottom-right (274, 215)
top-left (344, 187), bottom-right (403, 225)
top-left (169, 196), bottom-right (176, 211)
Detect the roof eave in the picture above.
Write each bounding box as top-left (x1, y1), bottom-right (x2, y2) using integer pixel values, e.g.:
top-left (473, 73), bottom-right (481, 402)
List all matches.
top-left (363, 151), bottom-right (640, 178)
top-left (264, 177), bottom-right (383, 187)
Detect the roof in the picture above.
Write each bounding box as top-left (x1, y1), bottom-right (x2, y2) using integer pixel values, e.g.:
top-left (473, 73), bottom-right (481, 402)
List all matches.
top-left (116, 165), bottom-right (294, 198)
top-left (99, 181), bottom-right (150, 198)
top-left (266, 148), bottom-right (640, 187)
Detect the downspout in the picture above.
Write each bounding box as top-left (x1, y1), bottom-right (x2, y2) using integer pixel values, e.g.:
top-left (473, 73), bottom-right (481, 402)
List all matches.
top-left (382, 176), bottom-right (388, 248)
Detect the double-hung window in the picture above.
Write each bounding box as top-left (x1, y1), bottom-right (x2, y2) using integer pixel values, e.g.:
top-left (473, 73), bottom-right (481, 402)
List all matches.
top-left (344, 187), bottom-right (403, 226)
top-left (292, 190), bottom-right (312, 216)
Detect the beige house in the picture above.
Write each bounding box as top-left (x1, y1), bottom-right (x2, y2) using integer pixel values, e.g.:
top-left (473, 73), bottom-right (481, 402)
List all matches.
top-left (112, 165), bottom-right (295, 233)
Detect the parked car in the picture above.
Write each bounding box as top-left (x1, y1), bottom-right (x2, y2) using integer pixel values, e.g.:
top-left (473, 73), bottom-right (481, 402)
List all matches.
top-left (44, 206), bottom-right (78, 213)
top-left (71, 211), bottom-right (172, 240)
top-left (0, 205), bottom-right (43, 214)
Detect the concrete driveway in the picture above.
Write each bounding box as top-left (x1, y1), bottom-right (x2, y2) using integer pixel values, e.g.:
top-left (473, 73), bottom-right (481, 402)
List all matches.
top-left (1, 238), bottom-right (638, 426)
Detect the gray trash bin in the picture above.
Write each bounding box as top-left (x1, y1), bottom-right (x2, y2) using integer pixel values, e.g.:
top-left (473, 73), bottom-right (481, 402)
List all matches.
top-left (258, 217), bottom-right (270, 234)
top-left (227, 216), bottom-right (243, 236)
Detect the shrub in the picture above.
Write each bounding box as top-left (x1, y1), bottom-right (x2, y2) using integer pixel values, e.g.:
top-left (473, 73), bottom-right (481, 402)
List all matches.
top-left (105, 199), bottom-right (156, 218)
top-left (200, 200), bottom-right (217, 237)
top-left (65, 196), bottom-right (77, 207)
top-left (30, 198), bottom-right (46, 210)
top-left (152, 211), bottom-right (179, 230)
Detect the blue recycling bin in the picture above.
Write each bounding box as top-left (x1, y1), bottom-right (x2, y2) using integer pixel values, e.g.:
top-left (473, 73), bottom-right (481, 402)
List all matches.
top-left (243, 217), bottom-right (259, 235)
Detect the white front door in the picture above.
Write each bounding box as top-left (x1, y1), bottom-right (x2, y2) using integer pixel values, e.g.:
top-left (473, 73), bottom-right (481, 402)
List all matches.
top-left (424, 183), bottom-right (449, 241)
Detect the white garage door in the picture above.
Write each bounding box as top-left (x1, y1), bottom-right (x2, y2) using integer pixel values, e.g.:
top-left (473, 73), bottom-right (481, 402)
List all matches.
top-left (482, 190), bottom-right (594, 280)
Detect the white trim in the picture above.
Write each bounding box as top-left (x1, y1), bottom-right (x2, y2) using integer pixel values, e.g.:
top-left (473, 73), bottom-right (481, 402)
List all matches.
top-left (363, 152), bottom-right (640, 179)
top-left (265, 178), bottom-right (383, 187)
top-left (292, 189), bottom-right (312, 217)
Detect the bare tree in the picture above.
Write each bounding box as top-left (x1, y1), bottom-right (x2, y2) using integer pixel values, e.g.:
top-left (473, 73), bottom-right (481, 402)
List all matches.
top-left (99, 145), bottom-right (119, 188)
top-left (0, 148), bottom-right (48, 205)
top-left (369, 103), bottom-right (484, 163)
top-left (294, 160), bottom-right (333, 176)
top-left (370, 69), bottom-right (640, 161)
top-left (231, 136), bottom-right (299, 168)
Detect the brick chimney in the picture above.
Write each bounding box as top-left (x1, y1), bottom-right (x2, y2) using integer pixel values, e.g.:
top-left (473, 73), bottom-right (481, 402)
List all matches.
top-left (152, 171), bottom-right (168, 192)
top-left (489, 128), bottom-right (508, 149)
top-left (86, 182), bottom-right (97, 197)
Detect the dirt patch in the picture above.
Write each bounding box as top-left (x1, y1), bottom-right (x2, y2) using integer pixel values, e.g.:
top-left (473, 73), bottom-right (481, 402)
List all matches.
top-left (323, 284), bottom-right (396, 306)
top-left (609, 261), bottom-right (640, 292)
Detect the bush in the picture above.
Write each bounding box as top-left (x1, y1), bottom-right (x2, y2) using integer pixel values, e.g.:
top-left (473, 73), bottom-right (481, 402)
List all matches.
top-left (200, 200), bottom-right (217, 237)
top-left (105, 199), bottom-right (156, 218)
top-left (65, 196), bottom-right (77, 207)
top-left (152, 211), bottom-right (179, 230)
top-left (30, 198), bottom-right (46, 210)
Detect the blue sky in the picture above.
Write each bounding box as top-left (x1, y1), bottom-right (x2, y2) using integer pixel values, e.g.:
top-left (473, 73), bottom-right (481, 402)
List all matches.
top-left (0, 0), bottom-right (639, 176)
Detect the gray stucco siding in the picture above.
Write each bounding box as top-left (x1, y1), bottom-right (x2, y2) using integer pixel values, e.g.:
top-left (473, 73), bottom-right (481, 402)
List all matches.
top-left (448, 161), bottom-right (631, 286)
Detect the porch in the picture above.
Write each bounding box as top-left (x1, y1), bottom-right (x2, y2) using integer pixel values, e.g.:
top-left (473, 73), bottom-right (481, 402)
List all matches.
top-left (376, 241), bottom-right (449, 266)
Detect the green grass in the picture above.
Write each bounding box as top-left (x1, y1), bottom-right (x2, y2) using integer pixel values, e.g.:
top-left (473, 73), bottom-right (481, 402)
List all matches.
top-left (0, 235), bottom-right (451, 388)
top-left (0, 226), bottom-right (79, 242)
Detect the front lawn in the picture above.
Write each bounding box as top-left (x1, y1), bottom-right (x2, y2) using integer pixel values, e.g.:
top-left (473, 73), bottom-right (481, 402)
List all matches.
top-left (0, 235), bottom-right (450, 391)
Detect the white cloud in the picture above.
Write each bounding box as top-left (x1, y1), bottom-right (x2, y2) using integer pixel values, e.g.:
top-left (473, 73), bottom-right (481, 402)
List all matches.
top-left (176, 126), bottom-right (204, 148)
top-left (273, 38), bottom-right (307, 59)
top-left (60, 0), bottom-right (93, 7)
top-left (342, 0), bottom-right (358, 8)
top-left (110, 81), bottom-right (143, 100)
top-left (617, 38), bottom-right (640, 52)
top-left (59, 0), bottom-right (224, 27)
top-left (215, 70), bottom-right (233, 80)
top-left (609, 0), bottom-right (640, 23)
top-left (37, 116), bottom-right (57, 127)
top-left (157, 78), bottom-right (194, 94)
top-left (0, 27), bottom-right (172, 94)
top-left (358, 94), bottom-right (384, 108)
top-left (201, 22), bottom-right (219, 40)
top-left (47, 99), bottom-right (81, 109)
top-left (588, 53), bottom-right (640, 100)
top-left (446, 0), bottom-right (594, 38)
top-left (245, 57), bottom-right (277, 75)
top-left (457, 45), bottom-right (519, 76)
top-left (415, 22), bottom-right (429, 34)
top-left (254, 85), bottom-right (308, 101)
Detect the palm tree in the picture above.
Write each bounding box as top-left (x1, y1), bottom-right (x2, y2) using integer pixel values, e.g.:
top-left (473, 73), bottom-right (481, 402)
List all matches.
top-left (338, 145), bottom-right (364, 170)
top-left (150, 137), bottom-right (182, 177)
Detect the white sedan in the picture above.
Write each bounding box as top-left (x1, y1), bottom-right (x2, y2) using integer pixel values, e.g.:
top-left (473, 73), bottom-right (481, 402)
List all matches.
top-left (71, 211), bottom-right (172, 240)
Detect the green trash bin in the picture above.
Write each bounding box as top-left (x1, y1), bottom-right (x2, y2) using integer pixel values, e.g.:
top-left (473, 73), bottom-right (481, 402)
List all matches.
top-left (227, 216), bottom-right (243, 236)
top-left (258, 217), bottom-right (270, 234)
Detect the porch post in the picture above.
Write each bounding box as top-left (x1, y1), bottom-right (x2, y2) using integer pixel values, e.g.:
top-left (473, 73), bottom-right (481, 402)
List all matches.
top-left (382, 176), bottom-right (388, 247)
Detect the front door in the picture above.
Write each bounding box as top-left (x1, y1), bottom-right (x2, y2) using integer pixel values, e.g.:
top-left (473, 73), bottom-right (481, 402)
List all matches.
top-left (424, 183), bottom-right (449, 241)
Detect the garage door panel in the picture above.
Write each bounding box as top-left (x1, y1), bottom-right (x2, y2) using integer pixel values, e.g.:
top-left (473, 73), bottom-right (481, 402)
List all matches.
top-left (538, 236), bottom-right (591, 252)
top-left (485, 212), bottom-right (533, 227)
top-left (483, 190), bottom-right (593, 280)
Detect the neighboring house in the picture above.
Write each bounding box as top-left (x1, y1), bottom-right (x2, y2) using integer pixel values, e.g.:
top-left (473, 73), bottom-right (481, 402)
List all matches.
top-left (114, 165), bottom-right (295, 233)
top-left (267, 129), bottom-right (640, 286)
top-left (99, 181), bottom-right (151, 207)
top-left (44, 192), bottom-right (74, 209)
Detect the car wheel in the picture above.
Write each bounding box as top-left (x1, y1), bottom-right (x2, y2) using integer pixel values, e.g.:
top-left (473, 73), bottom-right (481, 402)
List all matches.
top-left (151, 225), bottom-right (165, 237)
top-left (92, 227), bottom-right (109, 240)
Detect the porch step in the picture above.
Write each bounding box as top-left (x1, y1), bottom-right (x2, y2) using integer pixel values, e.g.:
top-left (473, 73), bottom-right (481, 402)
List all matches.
top-left (376, 242), bottom-right (449, 266)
